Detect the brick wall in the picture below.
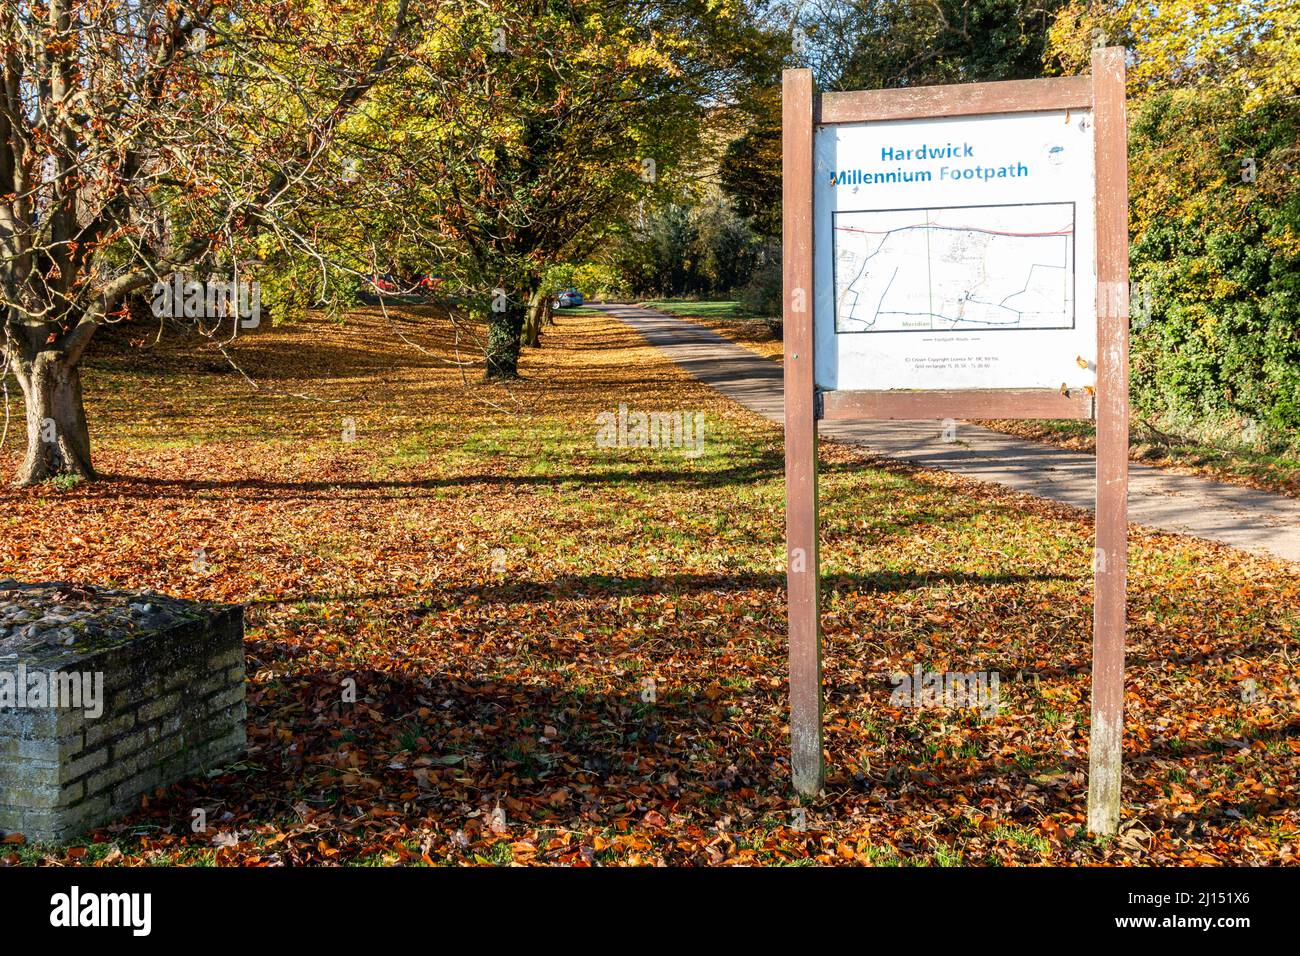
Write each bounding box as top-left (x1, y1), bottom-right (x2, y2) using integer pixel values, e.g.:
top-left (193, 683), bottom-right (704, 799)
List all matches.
top-left (0, 589), bottom-right (245, 843)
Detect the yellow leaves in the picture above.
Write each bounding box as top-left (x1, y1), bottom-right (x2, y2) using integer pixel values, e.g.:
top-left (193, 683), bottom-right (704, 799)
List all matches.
top-left (624, 43), bottom-right (675, 73)
top-left (1262, 227), bottom-right (1300, 260)
top-left (1050, 1), bottom-right (1299, 104)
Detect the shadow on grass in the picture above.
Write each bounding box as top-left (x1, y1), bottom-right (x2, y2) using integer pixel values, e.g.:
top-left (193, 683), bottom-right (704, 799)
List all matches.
top-left (415, 569), bottom-right (1077, 607)
top-left (79, 451), bottom-right (791, 498)
top-left (76, 449), bottom-right (1017, 501)
top-left (111, 661), bottom-right (793, 856)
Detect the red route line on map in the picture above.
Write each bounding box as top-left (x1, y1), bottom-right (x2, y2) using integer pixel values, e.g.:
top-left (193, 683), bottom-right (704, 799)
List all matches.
top-left (835, 223), bottom-right (1073, 238)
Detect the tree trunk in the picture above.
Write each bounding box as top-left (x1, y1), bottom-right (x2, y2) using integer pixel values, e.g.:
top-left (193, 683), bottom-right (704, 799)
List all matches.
top-left (485, 304), bottom-right (526, 380)
top-left (11, 350), bottom-right (95, 485)
top-left (523, 289), bottom-right (545, 348)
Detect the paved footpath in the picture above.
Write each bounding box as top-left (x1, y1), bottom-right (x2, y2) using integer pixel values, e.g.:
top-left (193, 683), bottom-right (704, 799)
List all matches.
top-left (603, 303), bottom-right (1300, 564)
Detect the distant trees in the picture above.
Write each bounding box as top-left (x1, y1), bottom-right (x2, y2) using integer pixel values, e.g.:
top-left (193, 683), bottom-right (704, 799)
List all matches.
top-left (819, 0), bottom-right (1067, 91)
top-left (719, 87), bottom-right (782, 242)
top-left (695, 198), bottom-right (762, 293)
top-left (614, 199), bottom-right (764, 300)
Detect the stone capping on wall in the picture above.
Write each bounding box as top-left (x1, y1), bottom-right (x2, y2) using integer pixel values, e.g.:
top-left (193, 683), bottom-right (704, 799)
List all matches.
top-left (0, 581), bottom-right (246, 843)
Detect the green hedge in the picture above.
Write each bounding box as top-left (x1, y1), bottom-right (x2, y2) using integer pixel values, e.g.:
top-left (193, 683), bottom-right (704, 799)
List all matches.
top-left (1128, 90), bottom-right (1300, 445)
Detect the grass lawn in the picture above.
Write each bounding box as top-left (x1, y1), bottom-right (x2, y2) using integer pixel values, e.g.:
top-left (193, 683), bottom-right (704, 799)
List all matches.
top-left (972, 418), bottom-right (1300, 499)
top-left (1, 305), bottom-right (1297, 866)
top-left (638, 298), bottom-right (783, 361)
top-left (638, 299), bottom-right (762, 321)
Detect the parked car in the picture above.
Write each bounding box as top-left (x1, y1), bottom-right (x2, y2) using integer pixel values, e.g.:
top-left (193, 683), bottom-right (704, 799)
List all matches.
top-left (371, 273), bottom-right (400, 294)
top-left (553, 288), bottom-right (584, 308)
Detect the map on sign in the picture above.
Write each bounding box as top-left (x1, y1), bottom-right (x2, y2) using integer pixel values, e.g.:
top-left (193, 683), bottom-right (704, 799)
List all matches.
top-left (833, 202), bottom-right (1075, 334)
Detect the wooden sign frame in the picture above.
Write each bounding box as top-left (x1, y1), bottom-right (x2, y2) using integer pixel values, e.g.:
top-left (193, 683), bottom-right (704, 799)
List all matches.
top-left (782, 48), bottom-right (1130, 834)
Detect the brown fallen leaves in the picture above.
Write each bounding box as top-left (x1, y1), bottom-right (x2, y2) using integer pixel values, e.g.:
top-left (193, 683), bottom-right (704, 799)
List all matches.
top-left (0, 305), bottom-right (1296, 866)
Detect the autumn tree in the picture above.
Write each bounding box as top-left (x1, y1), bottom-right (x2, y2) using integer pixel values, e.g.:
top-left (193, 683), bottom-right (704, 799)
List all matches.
top-left (356, 0), bottom-right (754, 379)
top-left (0, 0), bottom-right (414, 484)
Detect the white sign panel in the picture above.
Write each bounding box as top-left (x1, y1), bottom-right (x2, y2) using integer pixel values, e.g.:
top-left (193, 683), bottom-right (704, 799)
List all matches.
top-left (813, 110), bottom-right (1096, 392)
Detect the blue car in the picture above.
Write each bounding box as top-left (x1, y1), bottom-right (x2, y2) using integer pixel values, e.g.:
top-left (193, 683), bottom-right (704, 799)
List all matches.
top-left (553, 288), bottom-right (584, 308)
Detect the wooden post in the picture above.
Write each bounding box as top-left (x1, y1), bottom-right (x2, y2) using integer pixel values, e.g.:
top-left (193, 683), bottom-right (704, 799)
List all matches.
top-left (1087, 46), bottom-right (1130, 836)
top-left (782, 67), bottom-right (823, 798)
